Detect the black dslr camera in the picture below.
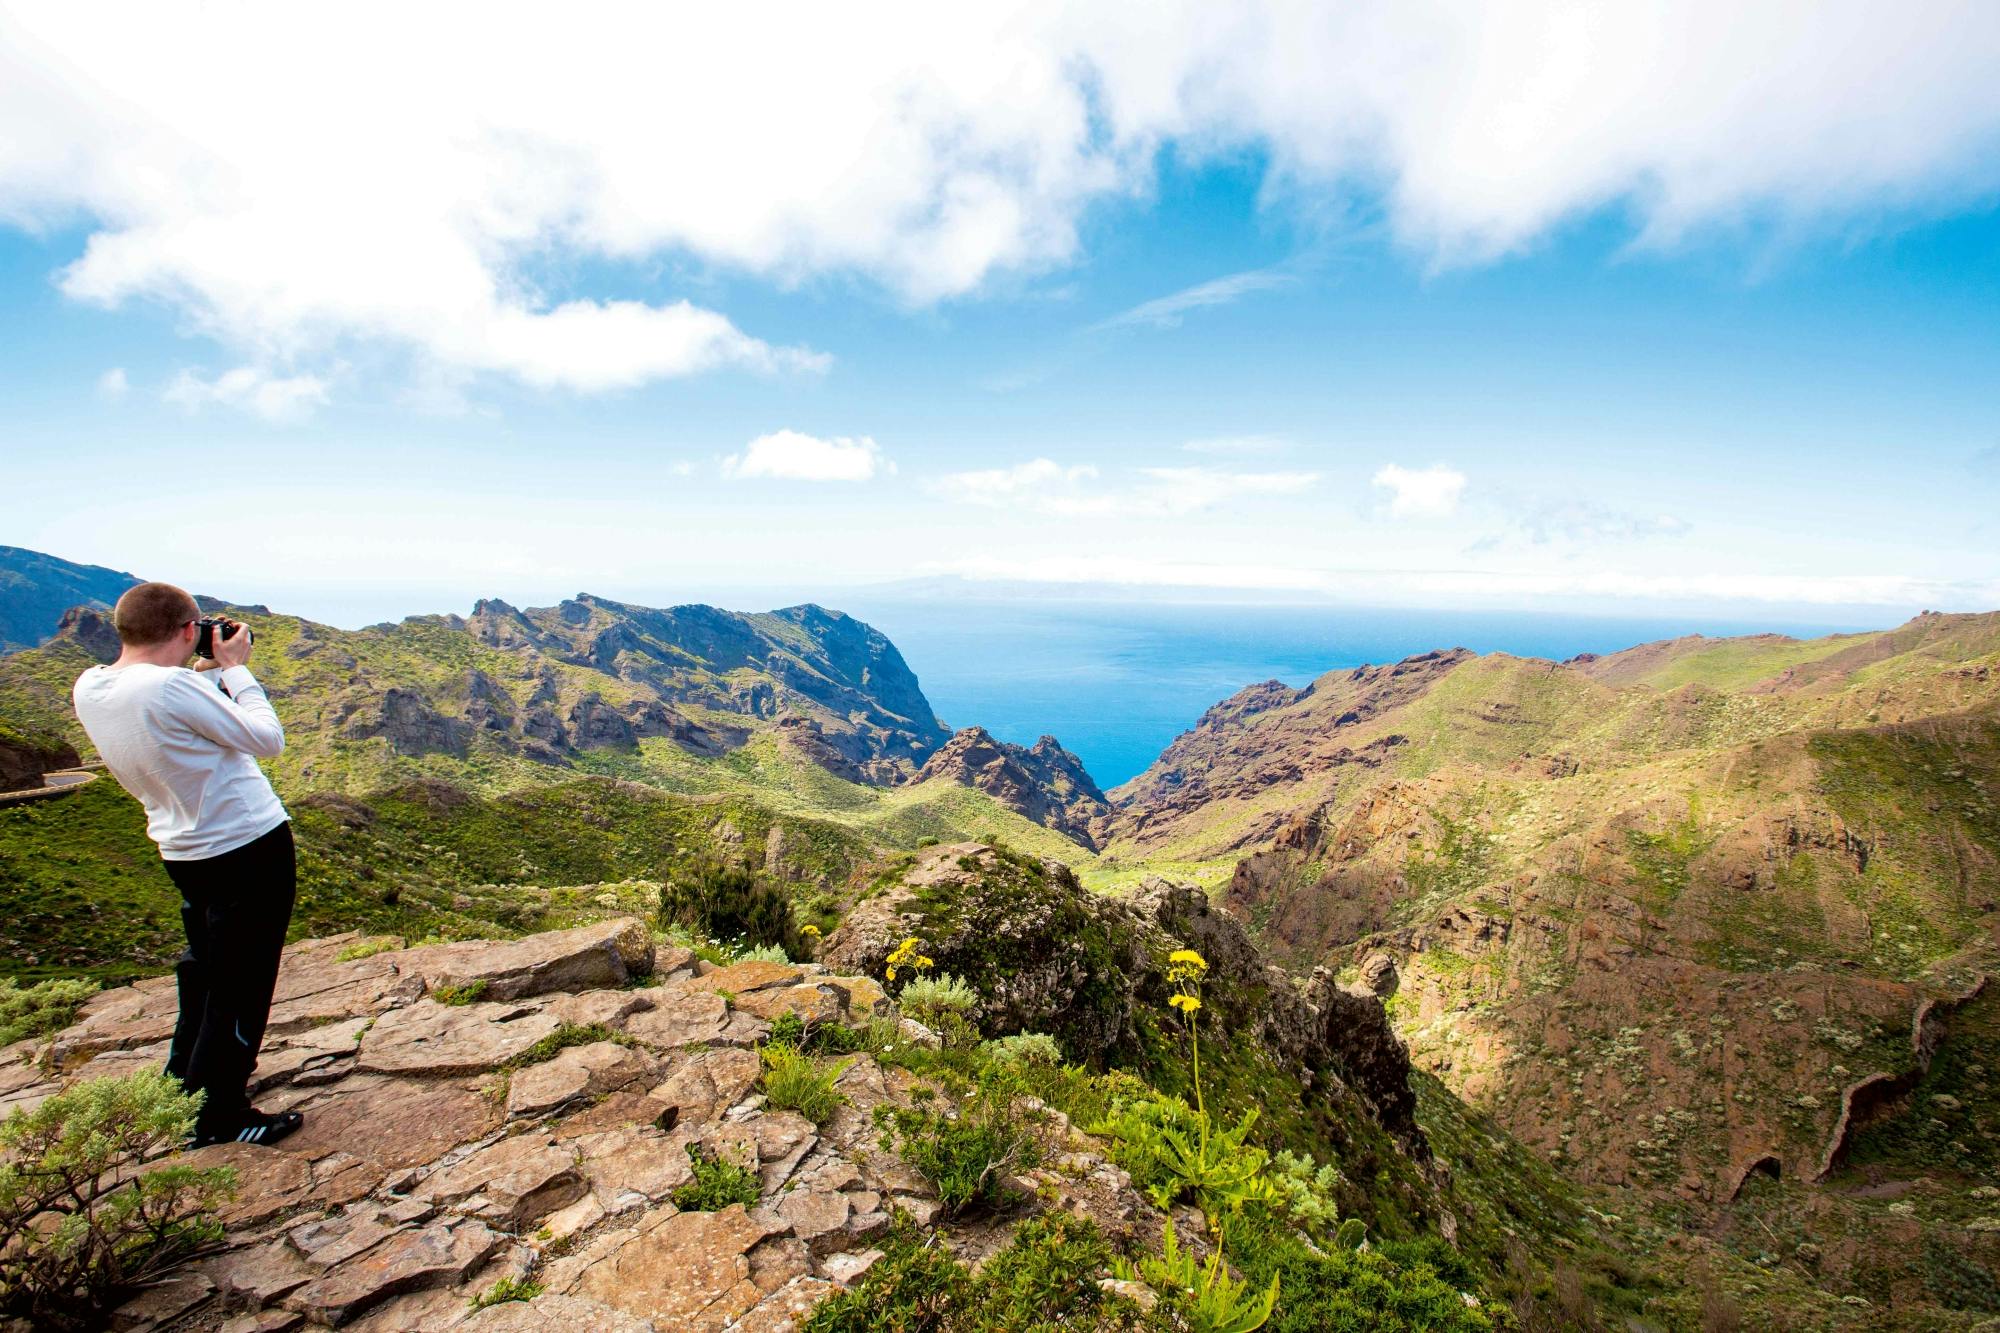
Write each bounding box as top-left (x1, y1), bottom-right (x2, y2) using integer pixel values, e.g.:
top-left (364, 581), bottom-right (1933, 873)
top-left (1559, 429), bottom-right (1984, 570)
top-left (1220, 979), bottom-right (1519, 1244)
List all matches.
top-left (194, 616), bottom-right (253, 660)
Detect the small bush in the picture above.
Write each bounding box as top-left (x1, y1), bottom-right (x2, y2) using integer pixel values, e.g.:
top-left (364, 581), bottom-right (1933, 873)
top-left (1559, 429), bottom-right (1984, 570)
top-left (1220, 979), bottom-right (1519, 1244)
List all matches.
top-left (898, 973), bottom-right (978, 1026)
top-left (0, 1072), bottom-right (237, 1330)
top-left (1231, 1224), bottom-right (1496, 1333)
top-left (335, 936), bottom-right (403, 963)
top-left (1119, 1217), bottom-right (1277, 1333)
top-left (760, 1043), bottom-right (851, 1125)
top-left (1093, 1093), bottom-right (1270, 1219)
top-left (670, 1143), bottom-right (762, 1211)
top-left (802, 1214), bottom-right (1133, 1333)
top-left (736, 942), bottom-right (792, 965)
top-left (981, 1032), bottom-right (1063, 1068)
top-left (469, 1275), bottom-right (543, 1310)
top-left (0, 976), bottom-right (97, 1047)
top-left (432, 980), bottom-right (488, 1006)
top-left (879, 1084), bottom-right (1038, 1217)
top-left (660, 859), bottom-right (802, 960)
top-left (802, 1217), bottom-right (972, 1332)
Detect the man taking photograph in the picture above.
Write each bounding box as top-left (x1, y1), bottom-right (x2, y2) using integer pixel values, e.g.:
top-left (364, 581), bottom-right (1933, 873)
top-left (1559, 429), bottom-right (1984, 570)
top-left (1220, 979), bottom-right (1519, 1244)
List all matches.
top-left (71, 582), bottom-right (304, 1148)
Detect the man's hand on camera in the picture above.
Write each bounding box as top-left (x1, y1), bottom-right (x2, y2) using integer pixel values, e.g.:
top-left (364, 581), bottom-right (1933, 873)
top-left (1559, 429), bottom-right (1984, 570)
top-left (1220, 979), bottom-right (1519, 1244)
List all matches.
top-left (214, 619), bottom-right (254, 669)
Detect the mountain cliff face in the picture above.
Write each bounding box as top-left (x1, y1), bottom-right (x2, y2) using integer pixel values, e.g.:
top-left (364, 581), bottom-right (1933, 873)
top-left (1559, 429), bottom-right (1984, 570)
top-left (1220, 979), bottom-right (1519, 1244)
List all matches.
top-left (3, 590), bottom-right (954, 793)
top-left (0, 545), bottom-right (140, 654)
top-left (913, 727), bottom-right (1109, 848)
top-left (1108, 612), bottom-right (2000, 1318)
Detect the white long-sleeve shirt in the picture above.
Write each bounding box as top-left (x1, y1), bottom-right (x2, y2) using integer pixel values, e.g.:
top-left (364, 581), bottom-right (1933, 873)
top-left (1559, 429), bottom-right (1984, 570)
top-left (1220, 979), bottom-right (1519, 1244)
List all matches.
top-left (72, 663), bottom-right (289, 861)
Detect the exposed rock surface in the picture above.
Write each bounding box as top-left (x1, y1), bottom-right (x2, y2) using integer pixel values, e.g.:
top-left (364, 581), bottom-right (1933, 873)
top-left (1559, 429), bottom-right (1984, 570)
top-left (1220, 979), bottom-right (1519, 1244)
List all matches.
top-left (914, 727), bottom-right (1110, 849)
top-left (820, 842), bottom-right (1426, 1150)
top-left (15, 916), bottom-right (1168, 1331)
top-left (1109, 649), bottom-right (1462, 854)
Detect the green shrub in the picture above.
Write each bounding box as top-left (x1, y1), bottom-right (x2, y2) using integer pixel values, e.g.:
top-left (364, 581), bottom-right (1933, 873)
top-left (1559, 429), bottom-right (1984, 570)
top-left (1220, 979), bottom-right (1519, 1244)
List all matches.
top-left (981, 1033), bottom-right (1063, 1068)
top-left (1228, 1214), bottom-right (1495, 1333)
top-left (897, 973), bottom-right (977, 1023)
top-left (432, 979), bottom-right (488, 1006)
top-left (760, 1042), bottom-right (851, 1125)
top-left (802, 1217), bottom-right (972, 1332)
top-left (1118, 1217), bottom-right (1276, 1333)
top-left (975, 1213), bottom-right (1119, 1329)
top-left (1093, 1093), bottom-right (1270, 1220)
top-left (505, 1022), bottom-right (623, 1069)
top-left (735, 942), bottom-right (791, 965)
top-left (335, 936), bottom-right (403, 963)
top-left (670, 1142), bottom-right (762, 1211)
top-left (878, 1083), bottom-right (1038, 1217)
top-left (0, 1072), bottom-right (237, 1330)
top-left (469, 1275), bottom-right (543, 1310)
top-left (801, 1214), bottom-right (1133, 1333)
top-left (659, 859), bottom-right (802, 960)
top-left (1265, 1149), bottom-right (1345, 1242)
top-left (0, 976), bottom-right (97, 1047)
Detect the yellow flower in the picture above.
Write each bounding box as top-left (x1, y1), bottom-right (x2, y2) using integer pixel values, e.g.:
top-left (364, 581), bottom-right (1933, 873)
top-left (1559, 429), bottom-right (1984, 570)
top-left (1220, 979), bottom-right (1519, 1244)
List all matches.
top-left (801, 924), bottom-right (821, 937)
top-left (1168, 948), bottom-right (1207, 969)
top-left (1168, 993), bottom-right (1202, 1014)
top-left (886, 966), bottom-right (897, 981)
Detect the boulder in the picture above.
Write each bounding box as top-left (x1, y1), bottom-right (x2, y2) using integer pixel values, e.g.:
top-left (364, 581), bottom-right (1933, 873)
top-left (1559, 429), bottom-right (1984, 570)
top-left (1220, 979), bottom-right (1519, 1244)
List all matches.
top-left (411, 917), bottom-right (655, 1001)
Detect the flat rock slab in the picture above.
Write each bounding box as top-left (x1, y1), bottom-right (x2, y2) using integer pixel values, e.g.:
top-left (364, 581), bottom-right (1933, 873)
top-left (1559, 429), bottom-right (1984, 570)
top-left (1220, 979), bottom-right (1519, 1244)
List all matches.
top-left (403, 918), bottom-right (655, 1002)
top-left (291, 1217), bottom-right (502, 1327)
top-left (418, 1132), bottom-right (587, 1227)
top-left (459, 1292), bottom-right (656, 1331)
top-left (544, 988), bottom-right (655, 1030)
top-left (507, 1040), bottom-right (659, 1118)
top-left (204, 1239), bottom-right (320, 1309)
top-left (622, 992), bottom-right (731, 1050)
top-left (735, 1275), bottom-right (836, 1333)
top-left (171, 1142), bottom-right (315, 1228)
top-left (731, 983), bottom-right (844, 1026)
top-left (565, 1203), bottom-right (791, 1331)
top-left (699, 960), bottom-right (804, 996)
top-left (357, 1000), bottom-right (563, 1076)
top-left (572, 1125), bottom-right (693, 1210)
top-left (647, 1047), bottom-right (761, 1128)
top-left (287, 1210), bottom-right (408, 1271)
top-left (280, 1075), bottom-right (502, 1174)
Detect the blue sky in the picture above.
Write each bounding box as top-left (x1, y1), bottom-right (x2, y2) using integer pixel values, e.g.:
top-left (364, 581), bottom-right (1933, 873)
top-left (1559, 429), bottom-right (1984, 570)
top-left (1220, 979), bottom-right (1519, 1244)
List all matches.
top-left (2, 5), bottom-right (1998, 629)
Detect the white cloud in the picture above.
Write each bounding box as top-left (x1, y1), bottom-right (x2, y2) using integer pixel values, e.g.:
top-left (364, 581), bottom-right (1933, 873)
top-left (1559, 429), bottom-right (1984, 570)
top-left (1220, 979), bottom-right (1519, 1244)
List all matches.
top-left (6, 5), bottom-right (1999, 396)
top-left (95, 366), bottom-right (127, 399)
top-left (1373, 463), bottom-right (1467, 518)
top-left (723, 430), bottom-right (888, 482)
top-left (163, 366), bottom-right (329, 422)
top-left (931, 458), bottom-right (1317, 516)
top-left (1090, 268), bottom-right (1291, 332)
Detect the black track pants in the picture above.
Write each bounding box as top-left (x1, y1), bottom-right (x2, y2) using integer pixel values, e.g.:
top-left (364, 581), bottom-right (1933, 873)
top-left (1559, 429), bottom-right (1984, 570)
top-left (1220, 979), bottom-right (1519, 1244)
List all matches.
top-left (161, 821), bottom-right (297, 1132)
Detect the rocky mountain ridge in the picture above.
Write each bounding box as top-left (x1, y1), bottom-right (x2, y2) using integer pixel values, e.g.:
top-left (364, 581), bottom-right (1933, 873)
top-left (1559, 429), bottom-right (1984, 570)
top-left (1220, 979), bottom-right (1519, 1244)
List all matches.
top-left (914, 728), bottom-right (1110, 849)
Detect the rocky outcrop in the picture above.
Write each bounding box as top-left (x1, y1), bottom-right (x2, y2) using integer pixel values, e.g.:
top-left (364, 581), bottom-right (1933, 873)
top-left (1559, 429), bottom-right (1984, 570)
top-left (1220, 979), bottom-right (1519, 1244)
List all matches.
top-left (0, 731), bottom-right (80, 793)
top-left (819, 842), bottom-right (1426, 1151)
top-left (53, 605), bottom-right (122, 663)
top-left (913, 727), bottom-right (1109, 849)
top-left (1109, 649), bottom-right (1462, 853)
top-left (11, 918), bottom-right (1162, 1332)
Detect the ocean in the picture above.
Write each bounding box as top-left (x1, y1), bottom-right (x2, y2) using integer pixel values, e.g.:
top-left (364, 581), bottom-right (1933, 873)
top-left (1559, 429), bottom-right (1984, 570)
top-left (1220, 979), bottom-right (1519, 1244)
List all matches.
top-left (833, 600), bottom-right (1881, 789)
